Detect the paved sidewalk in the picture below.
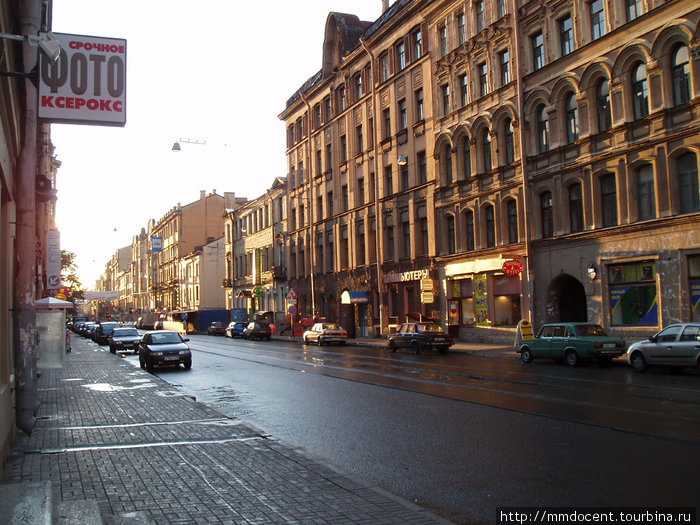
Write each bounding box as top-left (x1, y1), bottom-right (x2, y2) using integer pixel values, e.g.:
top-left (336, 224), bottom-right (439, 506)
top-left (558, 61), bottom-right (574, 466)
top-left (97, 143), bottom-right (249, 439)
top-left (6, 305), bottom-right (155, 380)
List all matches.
top-left (1, 337), bottom-right (450, 524)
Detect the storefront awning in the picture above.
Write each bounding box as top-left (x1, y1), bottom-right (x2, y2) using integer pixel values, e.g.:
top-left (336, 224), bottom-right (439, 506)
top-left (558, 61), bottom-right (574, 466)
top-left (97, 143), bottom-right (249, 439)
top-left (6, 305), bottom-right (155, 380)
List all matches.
top-left (341, 291), bottom-right (369, 304)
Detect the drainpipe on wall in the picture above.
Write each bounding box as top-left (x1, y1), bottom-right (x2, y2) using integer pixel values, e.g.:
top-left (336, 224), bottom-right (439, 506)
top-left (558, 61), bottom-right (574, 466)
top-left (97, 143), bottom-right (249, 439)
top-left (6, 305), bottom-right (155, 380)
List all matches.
top-left (360, 36), bottom-right (385, 337)
top-left (14, 0), bottom-right (42, 435)
top-left (299, 92), bottom-right (316, 317)
top-left (513, 0), bottom-right (535, 323)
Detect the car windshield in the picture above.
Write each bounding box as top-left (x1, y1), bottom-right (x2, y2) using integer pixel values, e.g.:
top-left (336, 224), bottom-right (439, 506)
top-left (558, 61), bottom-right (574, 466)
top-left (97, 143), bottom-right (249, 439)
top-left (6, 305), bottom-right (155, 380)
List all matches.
top-left (114, 329), bottom-right (138, 337)
top-left (150, 332), bottom-right (183, 344)
top-left (574, 324), bottom-right (608, 337)
top-left (211, 322), bottom-right (222, 327)
top-left (419, 324), bottom-right (444, 333)
top-left (323, 324), bottom-right (342, 330)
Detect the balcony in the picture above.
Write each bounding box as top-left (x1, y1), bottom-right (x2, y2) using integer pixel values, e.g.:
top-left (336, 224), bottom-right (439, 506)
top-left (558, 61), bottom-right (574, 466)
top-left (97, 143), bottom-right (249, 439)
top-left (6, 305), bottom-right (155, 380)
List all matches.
top-left (272, 266), bottom-right (287, 280)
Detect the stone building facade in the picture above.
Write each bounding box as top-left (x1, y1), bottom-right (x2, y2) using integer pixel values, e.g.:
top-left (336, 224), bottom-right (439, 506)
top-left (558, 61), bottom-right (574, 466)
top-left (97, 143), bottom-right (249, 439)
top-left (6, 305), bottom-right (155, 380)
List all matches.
top-left (280, 0), bottom-right (699, 341)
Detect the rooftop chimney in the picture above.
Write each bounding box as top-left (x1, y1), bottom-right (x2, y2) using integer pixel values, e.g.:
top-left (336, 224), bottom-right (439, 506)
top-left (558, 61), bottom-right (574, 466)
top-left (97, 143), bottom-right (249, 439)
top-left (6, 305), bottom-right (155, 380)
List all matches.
top-left (382, 0), bottom-right (390, 12)
top-left (200, 190), bottom-right (206, 200)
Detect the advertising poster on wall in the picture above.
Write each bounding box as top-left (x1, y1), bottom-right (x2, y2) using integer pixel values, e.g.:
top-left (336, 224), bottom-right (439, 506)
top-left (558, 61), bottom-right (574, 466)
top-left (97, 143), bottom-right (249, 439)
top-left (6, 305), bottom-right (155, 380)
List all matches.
top-left (474, 273), bottom-right (489, 326)
top-left (610, 285), bottom-right (658, 325)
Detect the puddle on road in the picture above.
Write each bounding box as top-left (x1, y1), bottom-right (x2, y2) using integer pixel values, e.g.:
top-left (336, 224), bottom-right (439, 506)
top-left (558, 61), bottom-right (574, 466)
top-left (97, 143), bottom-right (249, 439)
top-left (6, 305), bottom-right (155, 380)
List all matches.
top-left (82, 382), bottom-right (157, 392)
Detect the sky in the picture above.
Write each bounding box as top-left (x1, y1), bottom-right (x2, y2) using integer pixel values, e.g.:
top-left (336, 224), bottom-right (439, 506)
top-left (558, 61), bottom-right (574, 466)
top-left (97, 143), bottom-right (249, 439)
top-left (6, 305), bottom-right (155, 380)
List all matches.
top-left (52, 0), bottom-right (383, 289)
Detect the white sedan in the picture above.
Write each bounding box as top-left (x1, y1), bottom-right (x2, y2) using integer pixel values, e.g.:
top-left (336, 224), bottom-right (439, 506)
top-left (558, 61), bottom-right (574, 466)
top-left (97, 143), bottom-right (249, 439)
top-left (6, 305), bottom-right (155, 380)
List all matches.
top-left (303, 323), bottom-right (348, 345)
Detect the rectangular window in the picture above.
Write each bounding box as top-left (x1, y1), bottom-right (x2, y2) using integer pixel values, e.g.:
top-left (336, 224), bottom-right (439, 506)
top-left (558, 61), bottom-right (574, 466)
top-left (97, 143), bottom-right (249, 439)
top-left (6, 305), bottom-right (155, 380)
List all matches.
top-left (341, 184), bottom-right (348, 211)
top-left (383, 108), bottom-right (391, 140)
top-left (419, 217), bottom-right (428, 255)
top-left (400, 163), bottom-right (409, 190)
top-left (626, 0), bottom-right (642, 21)
top-left (499, 50), bottom-right (510, 86)
top-left (590, 0), bottom-right (606, 40)
top-left (413, 29), bottom-right (423, 60)
top-left (532, 31), bottom-right (544, 70)
top-left (317, 196), bottom-right (323, 220)
top-left (340, 134), bottom-right (347, 162)
top-left (355, 73), bottom-right (363, 100)
top-left (442, 84), bottom-right (450, 115)
top-left (324, 97), bottom-right (331, 121)
top-left (325, 143), bottom-right (332, 172)
top-left (459, 73), bottom-right (468, 106)
top-left (457, 13), bottom-right (466, 45)
top-left (609, 261), bottom-right (658, 326)
top-left (327, 191), bottom-right (333, 217)
top-left (415, 88), bottom-right (424, 121)
top-left (439, 25), bottom-right (448, 57)
top-left (396, 41), bottom-right (406, 71)
top-left (338, 86), bottom-right (346, 111)
top-left (357, 177), bottom-right (365, 205)
top-left (478, 62), bottom-right (488, 97)
top-left (356, 223), bottom-right (365, 266)
top-left (384, 165), bottom-right (393, 197)
top-left (497, 0), bottom-right (507, 18)
top-left (402, 220), bottom-right (411, 258)
top-left (398, 99), bottom-right (407, 130)
top-left (380, 52), bottom-right (390, 82)
top-left (559, 15), bottom-right (573, 56)
top-left (386, 226), bottom-right (395, 261)
top-left (417, 151), bottom-right (427, 184)
top-left (316, 149), bottom-right (322, 176)
top-left (314, 104), bottom-right (321, 129)
top-left (475, 1), bottom-right (485, 33)
top-left (601, 174), bottom-right (618, 227)
top-left (356, 124), bottom-right (363, 154)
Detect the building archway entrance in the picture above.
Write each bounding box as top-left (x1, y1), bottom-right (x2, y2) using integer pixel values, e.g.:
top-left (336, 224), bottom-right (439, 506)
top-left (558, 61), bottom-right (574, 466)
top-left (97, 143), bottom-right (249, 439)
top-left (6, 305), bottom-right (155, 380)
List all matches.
top-left (545, 274), bottom-right (587, 322)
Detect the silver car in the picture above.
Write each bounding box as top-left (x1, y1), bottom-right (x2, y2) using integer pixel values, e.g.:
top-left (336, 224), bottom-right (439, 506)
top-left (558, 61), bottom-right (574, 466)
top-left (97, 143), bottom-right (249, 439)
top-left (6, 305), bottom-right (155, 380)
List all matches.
top-left (626, 323), bottom-right (700, 372)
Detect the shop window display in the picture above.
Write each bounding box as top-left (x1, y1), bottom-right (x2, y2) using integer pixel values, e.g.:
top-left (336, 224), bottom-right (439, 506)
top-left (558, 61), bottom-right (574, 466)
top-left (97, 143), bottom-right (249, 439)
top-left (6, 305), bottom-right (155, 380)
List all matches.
top-left (608, 261), bottom-right (657, 325)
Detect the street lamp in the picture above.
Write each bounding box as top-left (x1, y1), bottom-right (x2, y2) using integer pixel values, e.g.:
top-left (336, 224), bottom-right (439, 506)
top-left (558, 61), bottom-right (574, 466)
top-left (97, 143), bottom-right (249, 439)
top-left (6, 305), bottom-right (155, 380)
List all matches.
top-left (172, 138), bottom-right (206, 151)
top-left (397, 155), bottom-right (408, 166)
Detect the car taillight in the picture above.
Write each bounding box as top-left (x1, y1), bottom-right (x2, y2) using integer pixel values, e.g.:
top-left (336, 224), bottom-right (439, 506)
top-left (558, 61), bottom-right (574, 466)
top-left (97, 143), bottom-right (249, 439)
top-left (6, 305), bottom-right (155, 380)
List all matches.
top-left (593, 343), bottom-right (602, 348)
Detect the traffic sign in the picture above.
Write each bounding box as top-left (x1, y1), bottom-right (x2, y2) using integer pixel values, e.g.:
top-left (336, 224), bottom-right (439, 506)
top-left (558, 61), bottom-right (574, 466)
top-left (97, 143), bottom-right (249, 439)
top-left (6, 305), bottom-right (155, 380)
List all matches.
top-left (288, 305), bottom-right (297, 315)
top-left (421, 291), bottom-right (434, 303)
top-left (420, 278), bottom-right (433, 291)
top-left (287, 288), bottom-right (298, 300)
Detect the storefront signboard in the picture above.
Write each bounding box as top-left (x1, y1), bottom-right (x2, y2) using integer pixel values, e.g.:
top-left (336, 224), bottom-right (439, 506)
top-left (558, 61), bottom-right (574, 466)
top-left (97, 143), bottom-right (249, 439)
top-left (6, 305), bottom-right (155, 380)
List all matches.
top-left (502, 259), bottom-right (524, 276)
top-left (420, 277), bottom-right (433, 291)
top-left (421, 291), bottom-right (434, 304)
top-left (384, 269), bottom-right (429, 284)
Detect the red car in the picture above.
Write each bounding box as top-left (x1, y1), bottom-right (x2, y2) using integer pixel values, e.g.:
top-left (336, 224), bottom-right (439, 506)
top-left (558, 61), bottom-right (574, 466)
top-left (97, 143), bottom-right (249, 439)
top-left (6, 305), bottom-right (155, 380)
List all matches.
top-left (207, 321), bottom-right (227, 336)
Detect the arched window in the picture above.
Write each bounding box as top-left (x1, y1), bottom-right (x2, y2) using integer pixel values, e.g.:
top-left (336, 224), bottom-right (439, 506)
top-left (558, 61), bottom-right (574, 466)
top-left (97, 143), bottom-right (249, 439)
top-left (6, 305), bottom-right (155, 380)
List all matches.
top-left (445, 145), bottom-right (453, 184)
top-left (596, 79), bottom-right (611, 132)
top-left (462, 136), bottom-right (472, 179)
top-left (632, 62), bottom-right (649, 119)
top-left (540, 192), bottom-right (553, 237)
top-left (600, 174), bottom-right (618, 227)
top-left (537, 104), bottom-right (549, 153)
top-left (485, 205), bottom-right (495, 247)
top-left (482, 129), bottom-right (492, 171)
top-left (504, 119), bottom-right (514, 164)
top-left (678, 152), bottom-right (699, 214)
top-left (671, 44), bottom-right (690, 106)
top-left (565, 93), bottom-right (579, 144)
top-left (507, 199), bottom-right (518, 244)
top-left (465, 210), bottom-right (475, 251)
top-left (636, 164), bottom-right (656, 221)
top-left (446, 215), bottom-right (456, 254)
top-left (569, 183), bottom-right (584, 232)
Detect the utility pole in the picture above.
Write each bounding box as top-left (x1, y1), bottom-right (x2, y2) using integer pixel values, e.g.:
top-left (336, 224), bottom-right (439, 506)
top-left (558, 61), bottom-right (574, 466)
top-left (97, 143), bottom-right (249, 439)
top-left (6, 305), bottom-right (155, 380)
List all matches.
top-left (14, 0), bottom-right (42, 435)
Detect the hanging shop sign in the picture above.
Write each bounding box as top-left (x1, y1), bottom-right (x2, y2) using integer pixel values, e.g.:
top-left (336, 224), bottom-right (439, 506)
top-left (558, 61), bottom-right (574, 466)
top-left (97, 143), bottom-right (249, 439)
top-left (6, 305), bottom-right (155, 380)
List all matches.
top-left (39, 33), bottom-right (127, 126)
top-left (501, 259), bottom-right (524, 276)
top-left (46, 229), bottom-right (61, 289)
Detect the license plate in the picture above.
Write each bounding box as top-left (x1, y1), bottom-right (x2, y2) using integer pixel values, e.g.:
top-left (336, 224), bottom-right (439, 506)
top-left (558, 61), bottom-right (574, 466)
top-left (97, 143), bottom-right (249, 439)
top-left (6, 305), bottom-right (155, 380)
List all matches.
top-left (163, 356), bottom-right (179, 361)
top-left (434, 338), bottom-right (444, 342)
top-left (603, 344), bottom-right (616, 348)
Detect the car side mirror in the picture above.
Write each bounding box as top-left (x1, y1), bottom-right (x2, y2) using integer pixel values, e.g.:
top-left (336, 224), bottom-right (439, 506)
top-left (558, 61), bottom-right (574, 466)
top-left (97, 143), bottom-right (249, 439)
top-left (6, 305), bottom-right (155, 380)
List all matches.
top-left (648, 335), bottom-right (655, 342)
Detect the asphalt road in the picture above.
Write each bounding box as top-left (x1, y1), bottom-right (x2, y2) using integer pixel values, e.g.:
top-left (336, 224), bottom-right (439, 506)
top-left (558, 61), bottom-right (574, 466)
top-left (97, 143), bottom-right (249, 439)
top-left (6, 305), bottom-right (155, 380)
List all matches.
top-left (124, 335), bottom-right (700, 524)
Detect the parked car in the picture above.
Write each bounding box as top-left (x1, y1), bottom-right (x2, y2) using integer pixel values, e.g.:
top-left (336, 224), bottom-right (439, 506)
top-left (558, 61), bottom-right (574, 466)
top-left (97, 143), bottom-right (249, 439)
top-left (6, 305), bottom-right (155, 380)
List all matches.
top-left (79, 322), bottom-right (96, 337)
top-left (226, 322), bottom-right (247, 338)
top-left (243, 322), bottom-right (272, 341)
top-left (108, 327), bottom-right (142, 354)
top-left (207, 321), bottom-right (227, 336)
top-left (138, 330), bottom-right (191, 372)
top-left (388, 322), bottom-right (453, 353)
top-left (94, 322), bottom-right (121, 345)
top-left (626, 323), bottom-right (700, 373)
top-left (519, 322), bottom-right (626, 366)
top-left (303, 323), bottom-right (348, 345)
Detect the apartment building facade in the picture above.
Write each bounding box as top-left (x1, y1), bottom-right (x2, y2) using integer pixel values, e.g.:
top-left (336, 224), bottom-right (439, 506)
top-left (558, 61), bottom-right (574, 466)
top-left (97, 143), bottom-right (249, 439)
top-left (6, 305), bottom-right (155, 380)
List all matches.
top-left (225, 177), bottom-right (288, 321)
top-left (280, 0), bottom-right (699, 340)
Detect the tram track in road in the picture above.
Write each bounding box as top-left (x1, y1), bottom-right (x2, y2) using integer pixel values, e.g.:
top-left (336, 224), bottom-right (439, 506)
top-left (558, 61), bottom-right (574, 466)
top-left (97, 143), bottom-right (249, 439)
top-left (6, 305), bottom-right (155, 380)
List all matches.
top-left (185, 338), bottom-right (700, 444)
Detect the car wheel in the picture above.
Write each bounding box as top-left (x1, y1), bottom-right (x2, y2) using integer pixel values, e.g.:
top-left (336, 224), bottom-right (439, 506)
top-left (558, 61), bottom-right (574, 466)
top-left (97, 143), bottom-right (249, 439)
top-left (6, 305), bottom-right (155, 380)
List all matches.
top-left (146, 358), bottom-right (154, 373)
top-left (109, 345), bottom-right (116, 354)
top-left (630, 352), bottom-right (648, 373)
top-left (520, 347), bottom-right (533, 363)
top-left (564, 349), bottom-right (578, 367)
top-left (267, 335), bottom-right (271, 341)
top-left (319, 337), bottom-right (325, 346)
top-left (411, 340), bottom-right (420, 354)
top-left (389, 340), bottom-right (397, 353)
top-left (139, 355), bottom-right (145, 370)
top-left (183, 359), bottom-right (192, 370)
